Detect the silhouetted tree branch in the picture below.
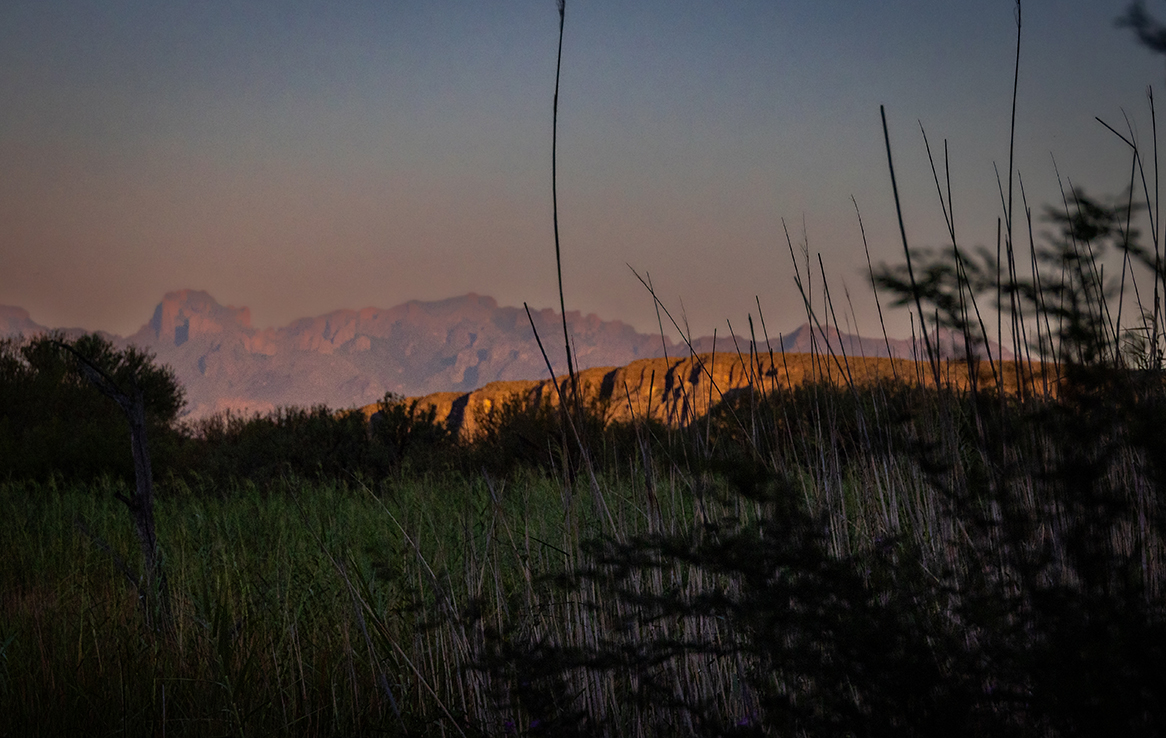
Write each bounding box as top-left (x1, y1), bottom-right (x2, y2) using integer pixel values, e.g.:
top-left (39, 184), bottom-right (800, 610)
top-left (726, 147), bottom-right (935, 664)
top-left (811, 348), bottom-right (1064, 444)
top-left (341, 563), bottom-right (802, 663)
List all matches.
top-left (53, 339), bottom-right (173, 635)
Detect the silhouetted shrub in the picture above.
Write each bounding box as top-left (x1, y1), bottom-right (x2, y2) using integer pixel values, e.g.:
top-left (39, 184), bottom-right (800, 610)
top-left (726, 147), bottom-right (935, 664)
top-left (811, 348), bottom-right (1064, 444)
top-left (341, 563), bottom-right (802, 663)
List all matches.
top-left (182, 392), bottom-right (457, 488)
top-left (186, 406), bottom-right (374, 486)
top-left (369, 392), bottom-right (455, 470)
top-left (0, 332), bottom-right (185, 482)
top-left (470, 384), bottom-right (613, 477)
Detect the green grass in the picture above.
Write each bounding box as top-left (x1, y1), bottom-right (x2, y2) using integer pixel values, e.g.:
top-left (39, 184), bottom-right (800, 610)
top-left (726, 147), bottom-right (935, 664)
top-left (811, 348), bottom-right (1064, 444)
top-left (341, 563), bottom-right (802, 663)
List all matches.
top-left (0, 462), bottom-right (689, 736)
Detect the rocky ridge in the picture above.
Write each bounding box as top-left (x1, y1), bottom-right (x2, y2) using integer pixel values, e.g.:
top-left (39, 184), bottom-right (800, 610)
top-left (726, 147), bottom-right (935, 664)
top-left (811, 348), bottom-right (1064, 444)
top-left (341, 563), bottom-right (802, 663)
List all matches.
top-left (379, 348), bottom-right (1035, 440)
top-left (2, 290), bottom-right (1012, 419)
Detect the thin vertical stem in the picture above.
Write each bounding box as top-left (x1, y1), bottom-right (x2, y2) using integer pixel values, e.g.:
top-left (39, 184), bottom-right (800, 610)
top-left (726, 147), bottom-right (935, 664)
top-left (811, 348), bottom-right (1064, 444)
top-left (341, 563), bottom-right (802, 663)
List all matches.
top-left (881, 105), bottom-right (940, 385)
top-left (551, 0), bottom-right (578, 411)
top-left (854, 196), bottom-right (899, 381)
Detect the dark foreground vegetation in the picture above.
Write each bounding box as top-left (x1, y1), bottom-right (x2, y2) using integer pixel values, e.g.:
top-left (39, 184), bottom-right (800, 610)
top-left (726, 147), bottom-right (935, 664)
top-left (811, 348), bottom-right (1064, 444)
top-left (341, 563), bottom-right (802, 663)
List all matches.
top-left (7, 3), bottom-right (1166, 735)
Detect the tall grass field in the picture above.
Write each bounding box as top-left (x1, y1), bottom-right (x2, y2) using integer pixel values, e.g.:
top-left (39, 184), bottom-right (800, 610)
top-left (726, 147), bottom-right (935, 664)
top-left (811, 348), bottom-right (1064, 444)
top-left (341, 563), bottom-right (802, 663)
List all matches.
top-left (4, 359), bottom-right (1165, 735)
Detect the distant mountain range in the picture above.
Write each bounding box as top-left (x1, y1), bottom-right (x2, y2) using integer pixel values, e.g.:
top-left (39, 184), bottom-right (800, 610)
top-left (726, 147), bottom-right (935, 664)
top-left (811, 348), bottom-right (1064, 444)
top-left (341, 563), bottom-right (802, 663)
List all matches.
top-left (1, 290), bottom-right (1011, 419)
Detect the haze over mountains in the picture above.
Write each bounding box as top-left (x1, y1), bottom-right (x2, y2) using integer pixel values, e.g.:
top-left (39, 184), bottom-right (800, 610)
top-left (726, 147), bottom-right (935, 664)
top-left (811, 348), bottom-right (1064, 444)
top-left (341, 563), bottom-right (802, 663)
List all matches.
top-left (1, 290), bottom-right (1008, 419)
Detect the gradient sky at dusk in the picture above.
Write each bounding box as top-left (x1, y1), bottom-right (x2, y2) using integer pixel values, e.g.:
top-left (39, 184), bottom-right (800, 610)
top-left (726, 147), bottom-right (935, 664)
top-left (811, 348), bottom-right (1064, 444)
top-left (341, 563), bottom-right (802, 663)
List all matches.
top-left (2, 1), bottom-right (1163, 342)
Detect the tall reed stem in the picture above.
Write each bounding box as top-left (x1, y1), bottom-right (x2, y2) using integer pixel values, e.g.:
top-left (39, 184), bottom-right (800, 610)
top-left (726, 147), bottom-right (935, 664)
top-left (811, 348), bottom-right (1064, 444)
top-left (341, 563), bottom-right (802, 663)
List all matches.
top-left (551, 0), bottom-right (579, 411)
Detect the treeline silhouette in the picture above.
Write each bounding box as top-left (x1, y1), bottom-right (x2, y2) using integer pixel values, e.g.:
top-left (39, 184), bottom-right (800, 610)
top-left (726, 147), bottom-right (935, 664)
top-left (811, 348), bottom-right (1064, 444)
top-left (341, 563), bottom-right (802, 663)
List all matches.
top-left (0, 332), bottom-right (644, 486)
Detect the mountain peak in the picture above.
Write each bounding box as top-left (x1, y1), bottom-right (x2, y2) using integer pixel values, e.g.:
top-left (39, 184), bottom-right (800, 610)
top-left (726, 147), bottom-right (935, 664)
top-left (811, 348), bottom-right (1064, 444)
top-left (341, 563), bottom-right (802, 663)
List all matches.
top-left (142, 289), bottom-right (252, 346)
top-left (0, 305), bottom-right (46, 338)
top-left (407, 293), bottom-right (499, 316)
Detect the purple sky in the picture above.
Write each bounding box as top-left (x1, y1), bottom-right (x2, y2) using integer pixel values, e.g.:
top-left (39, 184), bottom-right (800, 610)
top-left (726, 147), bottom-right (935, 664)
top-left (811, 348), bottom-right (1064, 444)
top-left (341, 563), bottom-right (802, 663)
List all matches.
top-left (2, 0), bottom-right (1162, 341)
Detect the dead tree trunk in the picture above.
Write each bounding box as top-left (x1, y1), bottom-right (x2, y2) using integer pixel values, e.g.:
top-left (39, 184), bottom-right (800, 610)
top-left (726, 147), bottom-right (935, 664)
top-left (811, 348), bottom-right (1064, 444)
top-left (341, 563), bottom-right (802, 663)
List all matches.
top-left (58, 342), bottom-right (173, 634)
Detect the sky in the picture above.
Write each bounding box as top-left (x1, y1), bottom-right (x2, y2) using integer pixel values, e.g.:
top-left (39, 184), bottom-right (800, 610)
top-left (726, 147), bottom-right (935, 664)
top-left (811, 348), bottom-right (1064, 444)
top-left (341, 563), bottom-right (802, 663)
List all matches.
top-left (2, 0), bottom-right (1164, 342)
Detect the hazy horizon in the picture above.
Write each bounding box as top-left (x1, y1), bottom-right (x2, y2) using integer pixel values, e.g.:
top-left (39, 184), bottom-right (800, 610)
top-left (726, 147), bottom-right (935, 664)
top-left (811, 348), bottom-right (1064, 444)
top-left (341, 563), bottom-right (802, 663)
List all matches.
top-left (3, 1), bottom-right (1162, 342)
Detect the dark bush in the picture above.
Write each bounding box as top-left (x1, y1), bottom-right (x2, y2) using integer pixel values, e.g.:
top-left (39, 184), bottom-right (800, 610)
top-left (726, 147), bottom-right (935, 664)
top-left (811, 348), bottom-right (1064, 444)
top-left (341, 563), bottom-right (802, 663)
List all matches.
top-left (469, 383), bottom-right (616, 477)
top-left (369, 392), bottom-right (455, 470)
top-left (0, 332), bottom-right (185, 482)
top-left (183, 392), bottom-right (456, 488)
